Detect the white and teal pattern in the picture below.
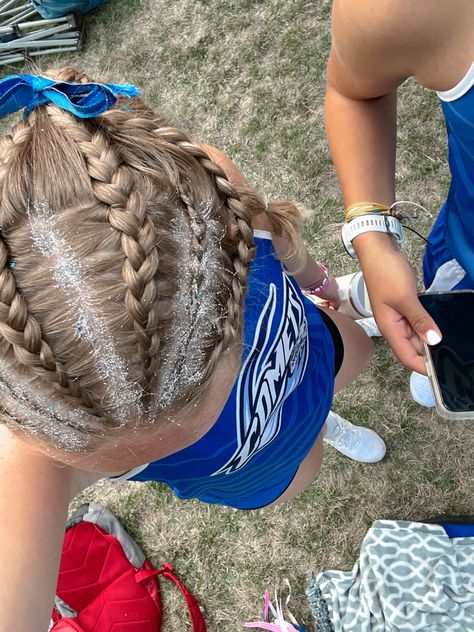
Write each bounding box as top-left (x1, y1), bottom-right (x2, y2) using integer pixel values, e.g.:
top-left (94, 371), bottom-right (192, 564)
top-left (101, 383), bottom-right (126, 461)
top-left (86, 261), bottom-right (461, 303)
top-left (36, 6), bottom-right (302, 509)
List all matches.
top-left (307, 520), bottom-right (474, 631)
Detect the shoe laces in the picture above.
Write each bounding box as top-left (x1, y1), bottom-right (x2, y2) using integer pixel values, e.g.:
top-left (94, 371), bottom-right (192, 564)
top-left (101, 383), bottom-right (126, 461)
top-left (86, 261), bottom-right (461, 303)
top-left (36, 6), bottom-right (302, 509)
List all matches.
top-left (326, 415), bottom-right (362, 450)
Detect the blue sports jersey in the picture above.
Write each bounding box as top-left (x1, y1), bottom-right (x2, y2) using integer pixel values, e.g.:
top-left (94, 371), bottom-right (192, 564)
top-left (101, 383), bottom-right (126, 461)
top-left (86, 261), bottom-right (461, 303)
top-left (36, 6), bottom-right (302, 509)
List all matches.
top-left (424, 62), bottom-right (474, 289)
top-left (130, 234), bottom-right (335, 509)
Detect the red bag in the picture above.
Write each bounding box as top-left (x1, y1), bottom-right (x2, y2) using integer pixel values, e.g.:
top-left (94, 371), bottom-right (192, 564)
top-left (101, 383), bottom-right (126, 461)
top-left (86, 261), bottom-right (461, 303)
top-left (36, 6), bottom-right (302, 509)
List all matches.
top-left (50, 503), bottom-right (206, 631)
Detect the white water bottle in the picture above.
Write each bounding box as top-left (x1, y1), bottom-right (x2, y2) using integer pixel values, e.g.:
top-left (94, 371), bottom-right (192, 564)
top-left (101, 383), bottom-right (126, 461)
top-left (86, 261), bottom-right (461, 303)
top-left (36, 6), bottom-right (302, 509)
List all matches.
top-left (335, 271), bottom-right (372, 319)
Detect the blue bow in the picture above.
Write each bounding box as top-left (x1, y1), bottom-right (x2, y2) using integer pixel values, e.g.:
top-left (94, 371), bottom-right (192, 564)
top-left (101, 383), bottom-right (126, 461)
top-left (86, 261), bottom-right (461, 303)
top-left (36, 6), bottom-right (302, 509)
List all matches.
top-left (0, 74), bottom-right (141, 119)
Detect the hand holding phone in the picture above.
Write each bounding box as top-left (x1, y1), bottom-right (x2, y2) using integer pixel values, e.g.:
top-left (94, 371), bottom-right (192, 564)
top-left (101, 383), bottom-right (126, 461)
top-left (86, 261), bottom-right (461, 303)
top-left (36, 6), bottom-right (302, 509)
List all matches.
top-left (418, 291), bottom-right (474, 420)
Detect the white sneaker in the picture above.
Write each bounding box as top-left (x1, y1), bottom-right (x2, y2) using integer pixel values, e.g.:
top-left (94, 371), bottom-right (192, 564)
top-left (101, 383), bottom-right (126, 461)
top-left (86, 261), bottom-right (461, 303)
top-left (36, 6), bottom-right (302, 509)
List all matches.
top-left (323, 411), bottom-right (386, 463)
top-left (410, 372), bottom-right (435, 408)
top-left (357, 317), bottom-right (382, 337)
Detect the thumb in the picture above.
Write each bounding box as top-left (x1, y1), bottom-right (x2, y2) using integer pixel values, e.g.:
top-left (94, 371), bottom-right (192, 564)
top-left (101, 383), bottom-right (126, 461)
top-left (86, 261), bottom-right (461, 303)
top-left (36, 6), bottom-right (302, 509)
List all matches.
top-left (405, 300), bottom-right (442, 346)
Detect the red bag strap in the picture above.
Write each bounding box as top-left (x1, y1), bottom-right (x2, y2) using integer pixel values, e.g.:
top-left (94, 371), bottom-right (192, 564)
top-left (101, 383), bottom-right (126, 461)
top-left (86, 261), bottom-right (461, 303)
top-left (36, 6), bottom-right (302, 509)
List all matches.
top-left (135, 563), bottom-right (206, 632)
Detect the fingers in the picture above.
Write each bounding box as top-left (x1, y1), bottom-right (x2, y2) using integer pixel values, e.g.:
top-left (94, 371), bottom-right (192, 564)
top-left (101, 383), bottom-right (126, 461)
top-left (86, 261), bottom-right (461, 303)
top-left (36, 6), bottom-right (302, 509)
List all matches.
top-left (359, 251), bottom-right (441, 372)
top-left (314, 286), bottom-right (342, 309)
top-left (409, 329), bottom-right (424, 356)
top-left (401, 297), bottom-right (442, 347)
top-left (386, 329), bottom-right (428, 374)
top-left (376, 306), bottom-right (428, 374)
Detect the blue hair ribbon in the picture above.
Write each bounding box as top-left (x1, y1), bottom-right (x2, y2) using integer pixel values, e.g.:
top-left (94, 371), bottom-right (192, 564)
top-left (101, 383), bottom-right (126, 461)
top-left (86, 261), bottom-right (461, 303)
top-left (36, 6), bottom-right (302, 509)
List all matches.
top-left (0, 74), bottom-right (140, 119)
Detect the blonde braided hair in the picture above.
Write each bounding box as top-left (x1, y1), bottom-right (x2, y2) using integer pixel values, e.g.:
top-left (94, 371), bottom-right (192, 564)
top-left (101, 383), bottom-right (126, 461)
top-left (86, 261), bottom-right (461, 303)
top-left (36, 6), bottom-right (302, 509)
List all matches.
top-left (0, 67), bottom-right (306, 452)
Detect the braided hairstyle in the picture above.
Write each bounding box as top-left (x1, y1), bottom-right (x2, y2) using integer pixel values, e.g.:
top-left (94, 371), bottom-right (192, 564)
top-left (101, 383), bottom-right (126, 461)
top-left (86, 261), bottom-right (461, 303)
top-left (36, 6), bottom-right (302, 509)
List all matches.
top-left (0, 67), bottom-right (305, 453)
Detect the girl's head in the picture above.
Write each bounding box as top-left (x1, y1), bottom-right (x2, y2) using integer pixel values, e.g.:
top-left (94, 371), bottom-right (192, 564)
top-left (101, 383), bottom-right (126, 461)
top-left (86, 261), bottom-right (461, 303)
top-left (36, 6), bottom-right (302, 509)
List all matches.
top-left (0, 67), bottom-right (304, 460)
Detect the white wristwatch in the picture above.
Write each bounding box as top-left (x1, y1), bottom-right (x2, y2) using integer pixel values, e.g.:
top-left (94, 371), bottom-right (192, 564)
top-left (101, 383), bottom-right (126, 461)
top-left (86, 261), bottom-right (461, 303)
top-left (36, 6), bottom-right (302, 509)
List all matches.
top-left (341, 214), bottom-right (404, 259)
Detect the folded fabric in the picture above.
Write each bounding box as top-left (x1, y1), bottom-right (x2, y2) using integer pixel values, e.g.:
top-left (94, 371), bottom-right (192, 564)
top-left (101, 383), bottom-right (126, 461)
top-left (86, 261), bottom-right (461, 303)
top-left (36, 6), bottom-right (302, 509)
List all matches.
top-left (307, 520), bottom-right (474, 632)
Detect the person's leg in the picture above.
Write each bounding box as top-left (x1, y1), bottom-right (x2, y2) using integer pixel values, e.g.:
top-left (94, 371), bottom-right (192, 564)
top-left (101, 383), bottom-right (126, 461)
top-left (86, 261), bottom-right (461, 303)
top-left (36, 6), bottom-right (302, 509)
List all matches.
top-left (318, 306), bottom-right (373, 394)
top-left (316, 307), bottom-right (385, 461)
top-left (265, 430), bottom-right (325, 507)
top-left (266, 308), bottom-right (383, 507)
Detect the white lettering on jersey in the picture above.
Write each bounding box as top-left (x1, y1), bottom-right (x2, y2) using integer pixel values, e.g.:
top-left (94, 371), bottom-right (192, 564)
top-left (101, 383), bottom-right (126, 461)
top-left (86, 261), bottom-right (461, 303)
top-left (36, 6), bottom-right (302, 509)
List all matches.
top-left (212, 272), bottom-right (309, 475)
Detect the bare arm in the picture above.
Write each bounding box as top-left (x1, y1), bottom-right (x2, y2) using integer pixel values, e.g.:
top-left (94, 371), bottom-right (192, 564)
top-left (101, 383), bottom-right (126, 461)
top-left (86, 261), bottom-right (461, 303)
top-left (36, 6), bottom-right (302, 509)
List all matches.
top-left (326, 0), bottom-right (443, 372)
top-left (0, 426), bottom-right (89, 630)
top-left (327, 0), bottom-right (448, 201)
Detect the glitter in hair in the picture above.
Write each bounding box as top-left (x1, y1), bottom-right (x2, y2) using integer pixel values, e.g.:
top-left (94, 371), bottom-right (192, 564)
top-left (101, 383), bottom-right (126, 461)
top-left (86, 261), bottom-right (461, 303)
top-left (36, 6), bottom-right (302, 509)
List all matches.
top-left (27, 200), bottom-right (143, 424)
top-left (0, 362), bottom-right (94, 452)
top-left (151, 200), bottom-right (226, 414)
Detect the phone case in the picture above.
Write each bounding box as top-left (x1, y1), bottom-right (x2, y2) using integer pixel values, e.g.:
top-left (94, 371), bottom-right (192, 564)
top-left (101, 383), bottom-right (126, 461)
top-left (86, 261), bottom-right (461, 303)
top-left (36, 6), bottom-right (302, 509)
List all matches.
top-left (423, 341), bottom-right (474, 420)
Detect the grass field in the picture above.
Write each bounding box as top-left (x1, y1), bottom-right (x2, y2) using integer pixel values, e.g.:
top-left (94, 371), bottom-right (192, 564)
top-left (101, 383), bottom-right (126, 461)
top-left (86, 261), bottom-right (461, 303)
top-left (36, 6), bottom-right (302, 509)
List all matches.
top-left (2, 1), bottom-right (473, 630)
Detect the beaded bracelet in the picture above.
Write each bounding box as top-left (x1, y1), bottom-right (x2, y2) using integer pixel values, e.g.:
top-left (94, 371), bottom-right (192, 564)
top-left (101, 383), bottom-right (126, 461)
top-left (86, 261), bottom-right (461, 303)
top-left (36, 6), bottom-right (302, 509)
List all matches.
top-left (302, 263), bottom-right (333, 295)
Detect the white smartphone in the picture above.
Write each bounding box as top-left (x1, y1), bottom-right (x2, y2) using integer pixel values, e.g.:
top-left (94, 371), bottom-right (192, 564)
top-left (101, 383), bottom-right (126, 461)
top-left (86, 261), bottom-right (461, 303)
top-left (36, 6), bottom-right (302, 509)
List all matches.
top-left (419, 291), bottom-right (474, 420)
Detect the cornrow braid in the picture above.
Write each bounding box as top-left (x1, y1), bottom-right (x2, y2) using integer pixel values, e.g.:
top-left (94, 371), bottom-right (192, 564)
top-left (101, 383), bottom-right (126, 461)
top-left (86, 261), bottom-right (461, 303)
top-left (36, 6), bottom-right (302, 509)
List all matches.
top-left (151, 130), bottom-right (257, 399)
top-left (70, 126), bottom-right (162, 392)
top-left (0, 124), bottom-right (101, 419)
top-left (42, 105), bottom-right (184, 409)
top-left (0, 236), bottom-right (97, 413)
top-left (40, 100), bottom-right (177, 401)
top-left (95, 111), bottom-right (258, 410)
top-left (152, 127), bottom-right (256, 343)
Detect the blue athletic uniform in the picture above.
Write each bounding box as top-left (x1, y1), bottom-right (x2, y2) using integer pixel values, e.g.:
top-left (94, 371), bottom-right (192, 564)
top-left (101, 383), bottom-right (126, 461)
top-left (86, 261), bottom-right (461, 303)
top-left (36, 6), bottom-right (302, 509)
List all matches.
top-left (118, 234), bottom-right (335, 509)
top-left (423, 62), bottom-right (474, 291)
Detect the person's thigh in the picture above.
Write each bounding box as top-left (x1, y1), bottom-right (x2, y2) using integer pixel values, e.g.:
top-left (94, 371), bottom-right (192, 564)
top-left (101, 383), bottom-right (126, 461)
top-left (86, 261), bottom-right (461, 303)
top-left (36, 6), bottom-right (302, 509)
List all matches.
top-left (265, 309), bottom-right (374, 507)
top-left (265, 429), bottom-right (325, 508)
top-left (319, 306), bottom-right (374, 393)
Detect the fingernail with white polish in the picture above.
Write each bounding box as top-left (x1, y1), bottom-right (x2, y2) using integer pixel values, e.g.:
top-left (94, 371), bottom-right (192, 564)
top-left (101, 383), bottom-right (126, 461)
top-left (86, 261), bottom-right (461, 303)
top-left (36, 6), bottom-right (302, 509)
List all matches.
top-left (426, 329), bottom-right (442, 345)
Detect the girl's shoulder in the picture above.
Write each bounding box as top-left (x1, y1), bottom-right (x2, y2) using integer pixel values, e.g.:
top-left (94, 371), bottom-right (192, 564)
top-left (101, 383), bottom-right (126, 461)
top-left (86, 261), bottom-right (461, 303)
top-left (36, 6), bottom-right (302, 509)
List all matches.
top-left (199, 143), bottom-right (274, 234)
top-left (330, 0), bottom-right (470, 97)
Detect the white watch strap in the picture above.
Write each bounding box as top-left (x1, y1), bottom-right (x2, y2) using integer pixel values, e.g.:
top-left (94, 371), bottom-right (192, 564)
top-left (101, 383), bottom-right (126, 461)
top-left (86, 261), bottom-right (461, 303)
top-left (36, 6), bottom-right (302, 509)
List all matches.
top-left (341, 214), bottom-right (404, 258)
